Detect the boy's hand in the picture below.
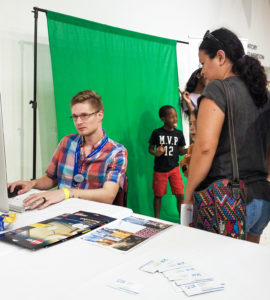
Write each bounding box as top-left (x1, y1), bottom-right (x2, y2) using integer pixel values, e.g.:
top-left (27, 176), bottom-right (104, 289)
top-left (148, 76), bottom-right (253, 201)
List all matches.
top-left (155, 145), bottom-right (165, 157)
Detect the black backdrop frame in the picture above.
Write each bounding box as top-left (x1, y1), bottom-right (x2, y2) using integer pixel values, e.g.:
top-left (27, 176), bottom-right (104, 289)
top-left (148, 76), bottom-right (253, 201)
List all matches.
top-left (30, 6), bottom-right (189, 180)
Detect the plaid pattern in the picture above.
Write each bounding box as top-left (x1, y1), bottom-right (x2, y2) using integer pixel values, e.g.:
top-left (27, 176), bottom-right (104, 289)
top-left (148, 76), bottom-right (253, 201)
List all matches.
top-left (46, 134), bottom-right (127, 189)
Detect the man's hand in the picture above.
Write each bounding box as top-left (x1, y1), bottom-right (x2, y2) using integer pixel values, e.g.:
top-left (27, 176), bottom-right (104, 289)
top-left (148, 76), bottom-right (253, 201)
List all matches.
top-left (155, 145), bottom-right (165, 157)
top-left (8, 180), bottom-right (36, 195)
top-left (23, 189), bottom-right (65, 210)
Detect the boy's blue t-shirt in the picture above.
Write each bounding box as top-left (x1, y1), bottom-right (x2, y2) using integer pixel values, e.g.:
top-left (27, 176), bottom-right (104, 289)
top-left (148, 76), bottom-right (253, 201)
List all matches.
top-left (149, 127), bottom-right (185, 172)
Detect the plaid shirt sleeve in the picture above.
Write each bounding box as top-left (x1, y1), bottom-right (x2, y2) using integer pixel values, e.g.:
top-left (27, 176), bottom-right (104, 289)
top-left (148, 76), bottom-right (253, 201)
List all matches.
top-left (105, 147), bottom-right (128, 189)
top-left (45, 137), bottom-right (67, 179)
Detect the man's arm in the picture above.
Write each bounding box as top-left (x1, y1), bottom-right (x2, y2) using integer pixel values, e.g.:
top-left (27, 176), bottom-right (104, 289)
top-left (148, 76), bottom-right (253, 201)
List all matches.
top-left (23, 181), bottom-right (120, 210)
top-left (70, 182), bottom-right (119, 204)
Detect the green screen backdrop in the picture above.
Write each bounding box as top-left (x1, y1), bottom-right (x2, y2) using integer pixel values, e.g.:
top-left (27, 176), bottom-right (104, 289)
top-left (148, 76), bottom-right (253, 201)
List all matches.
top-left (47, 11), bottom-right (185, 222)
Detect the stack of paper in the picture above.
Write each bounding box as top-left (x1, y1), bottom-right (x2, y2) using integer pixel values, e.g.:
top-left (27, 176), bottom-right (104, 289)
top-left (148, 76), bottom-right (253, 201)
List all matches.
top-left (139, 257), bottom-right (225, 297)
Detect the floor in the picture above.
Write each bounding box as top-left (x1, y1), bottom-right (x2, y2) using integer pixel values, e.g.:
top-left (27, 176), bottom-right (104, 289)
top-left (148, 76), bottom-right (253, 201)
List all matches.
top-left (260, 223), bottom-right (270, 246)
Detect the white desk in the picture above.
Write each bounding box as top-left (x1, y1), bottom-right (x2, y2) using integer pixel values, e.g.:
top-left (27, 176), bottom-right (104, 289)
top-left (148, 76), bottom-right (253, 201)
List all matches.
top-left (1, 199), bottom-right (270, 300)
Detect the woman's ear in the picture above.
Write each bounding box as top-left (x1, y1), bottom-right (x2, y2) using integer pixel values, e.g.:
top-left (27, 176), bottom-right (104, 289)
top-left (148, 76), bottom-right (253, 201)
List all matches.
top-left (216, 49), bottom-right (226, 65)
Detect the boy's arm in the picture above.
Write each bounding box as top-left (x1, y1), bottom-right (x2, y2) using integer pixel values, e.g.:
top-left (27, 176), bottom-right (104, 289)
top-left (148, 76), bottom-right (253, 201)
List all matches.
top-left (178, 130), bottom-right (187, 155)
top-left (149, 144), bottom-right (156, 156)
top-left (149, 144), bottom-right (165, 157)
top-left (179, 146), bottom-right (187, 155)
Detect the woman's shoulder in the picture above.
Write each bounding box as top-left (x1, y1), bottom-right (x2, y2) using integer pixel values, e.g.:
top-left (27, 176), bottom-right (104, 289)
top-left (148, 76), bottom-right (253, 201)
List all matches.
top-left (199, 80), bottom-right (227, 112)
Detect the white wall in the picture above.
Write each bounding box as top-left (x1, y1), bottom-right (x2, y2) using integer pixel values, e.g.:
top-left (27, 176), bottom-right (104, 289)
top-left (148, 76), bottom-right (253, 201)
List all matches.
top-left (1, 0), bottom-right (270, 181)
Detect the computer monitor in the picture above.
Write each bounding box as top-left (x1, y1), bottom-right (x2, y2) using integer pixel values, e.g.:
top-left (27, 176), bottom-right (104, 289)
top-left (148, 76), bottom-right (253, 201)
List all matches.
top-left (0, 93), bottom-right (10, 213)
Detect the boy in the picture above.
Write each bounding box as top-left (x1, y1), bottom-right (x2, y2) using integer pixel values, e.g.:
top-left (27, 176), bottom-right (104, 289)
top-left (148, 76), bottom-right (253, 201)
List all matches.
top-left (149, 105), bottom-right (186, 218)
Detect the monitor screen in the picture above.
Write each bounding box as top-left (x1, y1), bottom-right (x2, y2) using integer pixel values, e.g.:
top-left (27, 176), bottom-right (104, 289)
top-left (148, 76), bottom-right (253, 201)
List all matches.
top-left (0, 93), bottom-right (10, 213)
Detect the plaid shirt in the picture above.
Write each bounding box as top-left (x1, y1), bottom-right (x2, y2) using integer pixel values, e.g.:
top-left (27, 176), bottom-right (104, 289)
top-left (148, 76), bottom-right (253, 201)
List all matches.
top-left (46, 133), bottom-right (127, 189)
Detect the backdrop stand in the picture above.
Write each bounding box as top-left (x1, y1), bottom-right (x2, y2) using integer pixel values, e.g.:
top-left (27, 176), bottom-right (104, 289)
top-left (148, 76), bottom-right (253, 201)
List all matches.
top-left (30, 7), bottom-right (47, 180)
top-left (30, 6), bottom-right (188, 180)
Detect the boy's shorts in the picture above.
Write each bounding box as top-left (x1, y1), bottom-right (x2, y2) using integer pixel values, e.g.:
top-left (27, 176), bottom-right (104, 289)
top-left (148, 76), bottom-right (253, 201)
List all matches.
top-left (246, 198), bottom-right (270, 236)
top-left (153, 166), bottom-right (184, 197)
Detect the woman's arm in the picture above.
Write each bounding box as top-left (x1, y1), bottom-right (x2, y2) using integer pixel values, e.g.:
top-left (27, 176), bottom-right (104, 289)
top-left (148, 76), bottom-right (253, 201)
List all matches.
top-left (184, 98), bottom-right (225, 204)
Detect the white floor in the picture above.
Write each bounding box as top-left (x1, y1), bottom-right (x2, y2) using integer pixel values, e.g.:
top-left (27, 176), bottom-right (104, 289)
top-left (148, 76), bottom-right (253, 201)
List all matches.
top-left (260, 223), bottom-right (270, 246)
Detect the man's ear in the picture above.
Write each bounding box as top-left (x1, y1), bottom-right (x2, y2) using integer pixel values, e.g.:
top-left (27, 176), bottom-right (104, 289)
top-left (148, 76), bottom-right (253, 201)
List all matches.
top-left (160, 117), bottom-right (165, 123)
top-left (98, 110), bottom-right (104, 121)
top-left (216, 49), bottom-right (226, 65)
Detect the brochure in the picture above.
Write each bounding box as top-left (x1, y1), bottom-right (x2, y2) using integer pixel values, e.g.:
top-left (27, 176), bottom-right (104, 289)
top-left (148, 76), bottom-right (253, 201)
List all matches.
top-left (0, 211), bottom-right (115, 250)
top-left (81, 215), bottom-right (172, 252)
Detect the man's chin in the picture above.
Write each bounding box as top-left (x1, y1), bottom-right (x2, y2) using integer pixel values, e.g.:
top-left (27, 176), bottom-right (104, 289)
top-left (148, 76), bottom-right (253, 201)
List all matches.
top-left (77, 129), bottom-right (87, 135)
top-left (78, 130), bottom-right (94, 137)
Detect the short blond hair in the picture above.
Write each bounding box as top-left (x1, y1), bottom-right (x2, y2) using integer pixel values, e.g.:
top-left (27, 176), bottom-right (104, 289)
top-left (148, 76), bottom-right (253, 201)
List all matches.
top-left (70, 90), bottom-right (104, 111)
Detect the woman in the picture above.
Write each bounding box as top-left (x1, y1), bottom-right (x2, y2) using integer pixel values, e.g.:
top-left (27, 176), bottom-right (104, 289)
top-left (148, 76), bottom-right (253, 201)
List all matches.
top-left (179, 68), bottom-right (205, 114)
top-left (181, 28), bottom-right (270, 243)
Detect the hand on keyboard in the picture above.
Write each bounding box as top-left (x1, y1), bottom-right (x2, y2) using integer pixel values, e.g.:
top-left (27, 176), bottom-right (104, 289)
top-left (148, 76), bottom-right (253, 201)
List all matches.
top-left (23, 189), bottom-right (66, 210)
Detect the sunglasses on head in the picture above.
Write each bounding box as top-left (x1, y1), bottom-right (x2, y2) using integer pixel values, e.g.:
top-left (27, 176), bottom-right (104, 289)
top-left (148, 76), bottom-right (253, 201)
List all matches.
top-left (203, 30), bottom-right (223, 49)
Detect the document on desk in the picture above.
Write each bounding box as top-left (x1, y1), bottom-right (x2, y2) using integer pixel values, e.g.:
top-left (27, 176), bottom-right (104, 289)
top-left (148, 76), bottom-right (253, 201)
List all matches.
top-left (0, 211), bottom-right (115, 250)
top-left (139, 257), bottom-right (225, 296)
top-left (107, 278), bottom-right (144, 295)
top-left (81, 215), bottom-right (172, 252)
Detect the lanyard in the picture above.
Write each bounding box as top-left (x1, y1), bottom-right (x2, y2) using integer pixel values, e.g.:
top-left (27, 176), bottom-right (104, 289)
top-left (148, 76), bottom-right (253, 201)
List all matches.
top-left (72, 136), bottom-right (109, 187)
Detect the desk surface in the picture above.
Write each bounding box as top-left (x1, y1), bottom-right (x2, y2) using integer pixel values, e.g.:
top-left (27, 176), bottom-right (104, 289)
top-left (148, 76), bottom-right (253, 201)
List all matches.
top-left (1, 199), bottom-right (269, 300)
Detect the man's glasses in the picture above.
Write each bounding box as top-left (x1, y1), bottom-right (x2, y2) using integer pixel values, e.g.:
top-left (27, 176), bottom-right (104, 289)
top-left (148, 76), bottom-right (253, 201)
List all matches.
top-left (70, 111), bottom-right (99, 121)
top-left (203, 30), bottom-right (223, 49)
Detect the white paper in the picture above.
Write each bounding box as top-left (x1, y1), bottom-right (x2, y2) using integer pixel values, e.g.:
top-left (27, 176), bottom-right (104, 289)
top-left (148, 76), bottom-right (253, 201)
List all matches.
top-left (107, 278), bottom-right (143, 295)
top-left (139, 258), bottom-right (169, 273)
top-left (157, 258), bottom-right (191, 272)
top-left (181, 281), bottom-right (225, 296)
top-left (163, 267), bottom-right (196, 281)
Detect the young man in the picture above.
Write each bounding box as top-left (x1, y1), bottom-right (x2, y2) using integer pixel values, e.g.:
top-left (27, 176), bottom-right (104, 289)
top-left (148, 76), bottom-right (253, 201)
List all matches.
top-left (149, 105), bottom-right (186, 218)
top-left (9, 90), bottom-right (127, 210)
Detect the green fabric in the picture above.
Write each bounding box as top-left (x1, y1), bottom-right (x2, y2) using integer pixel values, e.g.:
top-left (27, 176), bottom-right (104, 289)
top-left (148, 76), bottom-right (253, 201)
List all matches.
top-left (47, 11), bottom-right (185, 222)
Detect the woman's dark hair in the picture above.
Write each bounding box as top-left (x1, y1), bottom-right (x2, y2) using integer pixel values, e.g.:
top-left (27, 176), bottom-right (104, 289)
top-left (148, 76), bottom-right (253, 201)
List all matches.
top-left (185, 68), bottom-right (202, 93)
top-left (199, 28), bottom-right (268, 107)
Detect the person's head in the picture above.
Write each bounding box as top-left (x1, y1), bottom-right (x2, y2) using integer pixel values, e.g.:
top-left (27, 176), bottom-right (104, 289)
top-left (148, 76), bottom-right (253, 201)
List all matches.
top-left (70, 90), bottom-right (104, 136)
top-left (159, 105), bottom-right (178, 130)
top-left (189, 109), bottom-right (198, 143)
top-left (185, 68), bottom-right (205, 93)
top-left (199, 28), bottom-right (268, 107)
top-left (180, 68), bottom-right (206, 117)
